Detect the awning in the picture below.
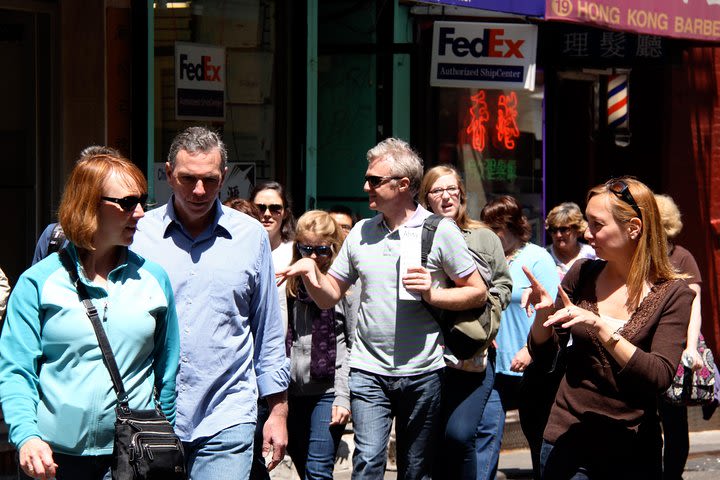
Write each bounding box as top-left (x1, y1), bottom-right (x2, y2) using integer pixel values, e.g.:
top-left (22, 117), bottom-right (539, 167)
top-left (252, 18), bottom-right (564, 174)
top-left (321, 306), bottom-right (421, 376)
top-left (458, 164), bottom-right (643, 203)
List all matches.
top-left (420, 1), bottom-right (720, 43)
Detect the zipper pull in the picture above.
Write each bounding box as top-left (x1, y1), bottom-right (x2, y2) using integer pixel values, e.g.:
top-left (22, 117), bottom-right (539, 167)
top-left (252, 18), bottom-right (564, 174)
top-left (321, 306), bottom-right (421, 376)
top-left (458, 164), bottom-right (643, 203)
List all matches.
top-left (146, 444), bottom-right (154, 461)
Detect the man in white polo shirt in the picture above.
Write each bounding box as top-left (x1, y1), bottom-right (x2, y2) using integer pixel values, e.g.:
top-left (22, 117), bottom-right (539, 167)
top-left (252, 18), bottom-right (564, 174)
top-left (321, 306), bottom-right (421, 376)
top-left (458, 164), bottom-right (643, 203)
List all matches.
top-left (279, 138), bottom-right (486, 479)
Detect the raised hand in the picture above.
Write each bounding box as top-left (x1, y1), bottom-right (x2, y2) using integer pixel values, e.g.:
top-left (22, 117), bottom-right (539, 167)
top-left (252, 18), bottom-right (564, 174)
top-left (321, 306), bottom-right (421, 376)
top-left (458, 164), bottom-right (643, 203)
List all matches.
top-left (521, 265), bottom-right (555, 317)
top-left (543, 286), bottom-right (601, 333)
top-left (276, 258), bottom-right (320, 287)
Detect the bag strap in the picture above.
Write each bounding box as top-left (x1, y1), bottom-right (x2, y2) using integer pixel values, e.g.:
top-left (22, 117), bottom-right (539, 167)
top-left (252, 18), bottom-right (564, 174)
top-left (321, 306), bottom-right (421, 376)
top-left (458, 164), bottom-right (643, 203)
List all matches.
top-left (47, 224), bottom-right (67, 256)
top-left (420, 215), bottom-right (446, 325)
top-left (59, 248), bottom-right (131, 412)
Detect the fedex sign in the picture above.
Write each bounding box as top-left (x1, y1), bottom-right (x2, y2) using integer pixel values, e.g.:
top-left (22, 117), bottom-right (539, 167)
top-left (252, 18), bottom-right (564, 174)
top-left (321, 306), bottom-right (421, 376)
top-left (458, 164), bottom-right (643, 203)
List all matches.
top-left (179, 54), bottom-right (222, 82)
top-left (431, 22), bottom-right (537, 90)
top-left (175, 42), bottom-right (225, 121)
top-left (438, 27), bottom-right (525, 59)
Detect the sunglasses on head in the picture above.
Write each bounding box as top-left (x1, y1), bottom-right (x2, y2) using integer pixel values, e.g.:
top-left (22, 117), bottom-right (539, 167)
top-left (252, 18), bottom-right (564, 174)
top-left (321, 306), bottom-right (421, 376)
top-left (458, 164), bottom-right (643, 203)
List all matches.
top-left (548, 226), bottom-right (573, 234)
top-left (255, 203), bottom-right (283, 215)
top-left (606, 179), bottom-right (642, 219)
top-left (102, 194), bottom-right (148, 212)
top-left (365, 175), bottom-right (403, 188)
top-left (296, 243), bottom-right (333, 258)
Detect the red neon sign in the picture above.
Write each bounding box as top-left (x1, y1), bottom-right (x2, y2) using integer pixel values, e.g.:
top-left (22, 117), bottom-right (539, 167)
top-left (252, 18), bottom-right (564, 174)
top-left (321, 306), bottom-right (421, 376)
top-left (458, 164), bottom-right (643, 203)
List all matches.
top-left (466, 90), bottom-right (490, 152)
top-left (465, 90), bottom-right (520, 153)
top-left (496, 92), bottom-right (520, 150)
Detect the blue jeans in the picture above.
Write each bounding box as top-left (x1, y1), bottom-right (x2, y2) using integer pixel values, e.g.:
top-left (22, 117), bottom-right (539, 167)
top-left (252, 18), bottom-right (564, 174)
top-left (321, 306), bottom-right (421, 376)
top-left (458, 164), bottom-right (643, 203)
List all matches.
top-left (349, 368), bottom-right (444, 480)
top-left (475, 387), bottom-right (504, 480)
top-left (438, 356), bottom-right (495, 480)
top-left (287, 392), bottom-right (344, 479)
top-left (475, 373), bottom-right (522, 480)
top-left (17, 453), bottom-right (112, 480)
top-left (539, 441), bottom-right (590, 480)
top-left (183, 422), bottom-right (255, 480)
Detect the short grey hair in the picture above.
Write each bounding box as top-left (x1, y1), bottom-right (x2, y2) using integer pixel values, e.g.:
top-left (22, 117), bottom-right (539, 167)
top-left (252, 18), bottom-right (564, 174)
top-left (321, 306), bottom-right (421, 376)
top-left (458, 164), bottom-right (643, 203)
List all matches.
top-left (366, 137), bottom-right (423, 197)
top-left (167, 126), bottom-right (228, 170)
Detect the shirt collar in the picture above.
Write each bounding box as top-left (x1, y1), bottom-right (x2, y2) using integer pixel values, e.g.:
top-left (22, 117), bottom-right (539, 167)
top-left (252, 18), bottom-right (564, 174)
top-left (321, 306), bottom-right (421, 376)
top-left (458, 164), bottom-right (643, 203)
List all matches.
top-left (162, 196), bottom-right (231, 239)
top-left (370, 204), bottom-right (432, 232)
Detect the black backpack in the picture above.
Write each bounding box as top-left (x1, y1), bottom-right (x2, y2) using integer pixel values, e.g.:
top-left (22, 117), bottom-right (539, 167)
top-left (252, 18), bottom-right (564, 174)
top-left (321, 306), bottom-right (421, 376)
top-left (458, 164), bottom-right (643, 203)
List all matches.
top-left (420, 215), bottom-right (502, 360)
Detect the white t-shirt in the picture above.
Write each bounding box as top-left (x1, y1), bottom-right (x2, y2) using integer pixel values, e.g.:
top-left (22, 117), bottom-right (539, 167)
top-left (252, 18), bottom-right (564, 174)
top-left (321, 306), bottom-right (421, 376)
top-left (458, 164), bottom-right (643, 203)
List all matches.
top-left (272, 240), bottom-right (294, 333)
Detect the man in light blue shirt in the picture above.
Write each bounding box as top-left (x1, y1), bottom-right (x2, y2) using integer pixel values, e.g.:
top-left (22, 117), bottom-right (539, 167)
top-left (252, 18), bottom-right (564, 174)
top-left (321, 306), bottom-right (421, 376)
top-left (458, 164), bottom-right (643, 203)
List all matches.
top-left (131, 126), bottom-right (290, 480)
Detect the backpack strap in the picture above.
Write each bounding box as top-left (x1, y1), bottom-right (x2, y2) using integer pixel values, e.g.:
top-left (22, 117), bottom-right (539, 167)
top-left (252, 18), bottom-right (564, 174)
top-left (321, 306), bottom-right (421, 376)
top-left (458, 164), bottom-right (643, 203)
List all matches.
top-left (47, 224), bottom-right (67, 256)
top-left (421, 214), bottom-right (444, 268)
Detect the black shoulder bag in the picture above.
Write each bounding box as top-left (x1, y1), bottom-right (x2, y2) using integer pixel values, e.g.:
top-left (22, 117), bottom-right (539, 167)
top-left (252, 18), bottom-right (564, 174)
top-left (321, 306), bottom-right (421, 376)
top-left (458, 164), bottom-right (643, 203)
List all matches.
top-left (59, 249), bottom-right (186, 480)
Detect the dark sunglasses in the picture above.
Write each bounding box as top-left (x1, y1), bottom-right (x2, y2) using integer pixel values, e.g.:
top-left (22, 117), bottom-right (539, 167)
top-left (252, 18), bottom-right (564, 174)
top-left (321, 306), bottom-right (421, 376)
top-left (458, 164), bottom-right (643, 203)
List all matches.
top-left (606, 179), bottom-right (642, 219)
top-left (102, 194), bottom-right (148, 212)
top-left (548, 226), bottom-right (573, 234)
top-left (296, 243), bottom-right (333, 258)
top-left (365, 175), bottom-right (403, 188)
top-left (255, 203), bottom-right (283, 215)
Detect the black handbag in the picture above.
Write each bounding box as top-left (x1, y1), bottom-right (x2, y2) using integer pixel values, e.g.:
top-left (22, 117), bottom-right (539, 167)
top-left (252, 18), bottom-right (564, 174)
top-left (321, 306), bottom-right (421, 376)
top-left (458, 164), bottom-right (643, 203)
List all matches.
top-left (60, 249), bottom-right (187, 480)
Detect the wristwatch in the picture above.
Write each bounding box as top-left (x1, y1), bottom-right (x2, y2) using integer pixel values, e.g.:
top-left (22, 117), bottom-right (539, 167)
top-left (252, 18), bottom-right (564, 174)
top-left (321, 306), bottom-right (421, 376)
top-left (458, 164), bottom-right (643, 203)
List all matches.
top-left (603, 330), bottom-right (622, 349)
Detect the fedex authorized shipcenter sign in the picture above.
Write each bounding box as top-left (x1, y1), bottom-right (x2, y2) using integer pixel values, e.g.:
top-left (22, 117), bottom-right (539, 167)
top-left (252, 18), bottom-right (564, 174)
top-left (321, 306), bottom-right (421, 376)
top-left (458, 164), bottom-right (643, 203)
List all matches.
top-left (430, 22), bottom-right (538, 90)
top-left (175, 42), bottom-right (226, 121)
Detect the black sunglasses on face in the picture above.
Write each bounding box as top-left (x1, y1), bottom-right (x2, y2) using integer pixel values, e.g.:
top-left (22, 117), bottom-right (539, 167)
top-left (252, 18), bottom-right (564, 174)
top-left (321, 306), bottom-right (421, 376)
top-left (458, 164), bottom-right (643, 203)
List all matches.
top-left (255, 203), bottom-right (283, 215)
top-left (548, 226), bottom-right (573, 234)
top-left (102, 194), bottom-right (148, 212)
top-left (365, 175), bottom-right (403, 188)
top-left (296, 243), bottom-right (333, 258)
top-left (606, 179), bottom-right (642, 219)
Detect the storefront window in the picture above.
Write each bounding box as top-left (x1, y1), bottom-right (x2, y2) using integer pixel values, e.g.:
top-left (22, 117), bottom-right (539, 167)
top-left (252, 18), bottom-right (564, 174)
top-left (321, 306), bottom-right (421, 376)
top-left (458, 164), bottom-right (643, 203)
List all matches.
top-left (153, 0), bottom-right (276, 201)
top-left (434, 76), bottom-right (545, 244)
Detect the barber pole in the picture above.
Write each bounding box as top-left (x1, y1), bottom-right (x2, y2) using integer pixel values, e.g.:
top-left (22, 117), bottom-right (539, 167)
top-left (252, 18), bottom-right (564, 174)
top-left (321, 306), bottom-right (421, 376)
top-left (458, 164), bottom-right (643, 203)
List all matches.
top-left (607, 74), bottom-right (629, 129)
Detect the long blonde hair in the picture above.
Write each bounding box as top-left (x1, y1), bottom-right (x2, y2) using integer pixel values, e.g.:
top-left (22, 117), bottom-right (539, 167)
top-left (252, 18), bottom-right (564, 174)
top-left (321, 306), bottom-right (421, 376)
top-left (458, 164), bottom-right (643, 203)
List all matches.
top-left (419, 165), bottom-right (483, 230)
top-left (286, 210), bottom-right (344, 298)
top-left (587, 177), bottom-right (680, 310)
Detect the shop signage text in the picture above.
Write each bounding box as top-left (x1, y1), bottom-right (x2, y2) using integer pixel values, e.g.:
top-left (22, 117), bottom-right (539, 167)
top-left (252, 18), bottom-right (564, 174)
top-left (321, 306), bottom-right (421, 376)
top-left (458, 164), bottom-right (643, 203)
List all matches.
top-left (547, 0), bottom-right (720, 43)
top-left (431, 22), bottom-right (537, 90)
top-left (175, 42), bottom-right (226, 121)
top-left (438, 27), bottom-right (525, 58)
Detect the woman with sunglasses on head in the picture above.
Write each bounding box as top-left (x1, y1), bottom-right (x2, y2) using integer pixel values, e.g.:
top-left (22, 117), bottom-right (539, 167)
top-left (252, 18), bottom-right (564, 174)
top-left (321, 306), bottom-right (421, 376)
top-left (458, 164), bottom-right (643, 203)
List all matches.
top-left (0, 151), bottom-right (179, 480)
top-left (283, 210), bottom-right (355, 480)
top-left (545, 202), bottom-right (596, 280)
top-left (522, 177), bottom-right (694, 479)
top-left (418, 166), bottom-right (512, 480)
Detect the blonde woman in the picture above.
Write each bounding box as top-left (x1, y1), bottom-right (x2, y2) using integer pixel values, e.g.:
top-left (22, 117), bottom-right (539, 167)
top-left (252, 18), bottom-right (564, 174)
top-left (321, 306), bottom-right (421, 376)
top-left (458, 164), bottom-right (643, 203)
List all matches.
top-left (655, 193), bottom-right (703, 480)
top-left (523, 178), bottom-right (694, 479)
top-left (284, 210), bottom-right (355, 480)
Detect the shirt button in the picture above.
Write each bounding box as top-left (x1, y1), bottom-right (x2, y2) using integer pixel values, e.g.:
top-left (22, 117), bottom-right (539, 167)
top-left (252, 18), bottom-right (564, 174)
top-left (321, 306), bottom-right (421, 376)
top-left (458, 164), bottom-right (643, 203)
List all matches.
top-left (182, 357), bottom-right (188, 363)
top-left (184, 328), bottom-right (190, 334)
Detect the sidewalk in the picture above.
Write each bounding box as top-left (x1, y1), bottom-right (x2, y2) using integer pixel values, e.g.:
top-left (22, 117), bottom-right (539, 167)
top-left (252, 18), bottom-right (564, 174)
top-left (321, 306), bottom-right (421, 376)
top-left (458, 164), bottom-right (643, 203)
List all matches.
top-left (497, 429), bottom-right (720, 479)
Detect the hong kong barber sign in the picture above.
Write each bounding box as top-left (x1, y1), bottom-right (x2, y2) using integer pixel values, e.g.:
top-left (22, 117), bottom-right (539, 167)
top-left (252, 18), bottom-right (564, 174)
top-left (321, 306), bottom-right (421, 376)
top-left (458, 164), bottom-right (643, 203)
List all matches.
top-left (431, 22), bottom-right (538, 90)
top-left (175, 42), bottom-right (225, 121)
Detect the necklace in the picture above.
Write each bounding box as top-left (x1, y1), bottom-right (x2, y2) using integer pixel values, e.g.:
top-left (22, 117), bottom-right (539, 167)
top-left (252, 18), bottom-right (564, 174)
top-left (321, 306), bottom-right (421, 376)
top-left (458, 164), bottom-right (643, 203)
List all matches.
top-left (505, 243), bottom-right (526, 266)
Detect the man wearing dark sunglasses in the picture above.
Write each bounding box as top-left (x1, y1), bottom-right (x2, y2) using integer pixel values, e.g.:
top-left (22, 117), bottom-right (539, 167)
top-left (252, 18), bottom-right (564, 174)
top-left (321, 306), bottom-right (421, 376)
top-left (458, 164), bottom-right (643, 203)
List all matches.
top-left (278, 137), bottom-right (487, 480)
top-left (131, 126), bottom-right (290, 480)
